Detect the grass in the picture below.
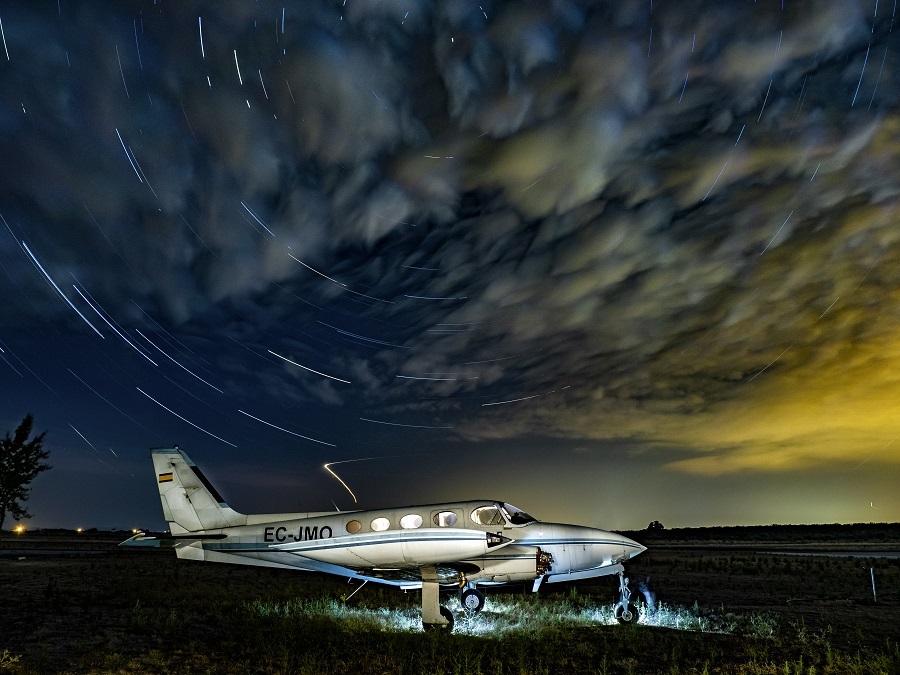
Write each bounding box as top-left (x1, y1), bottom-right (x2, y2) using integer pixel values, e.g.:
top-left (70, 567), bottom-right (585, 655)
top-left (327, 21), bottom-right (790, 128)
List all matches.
top-left (76, 589), bottom-right (896, 674)
top-left (7, 606), bottom-right (899, 674)
top-left (1, 530), bottom-right (899, 673)
top-left (241, 591), bottom-right (782, 639)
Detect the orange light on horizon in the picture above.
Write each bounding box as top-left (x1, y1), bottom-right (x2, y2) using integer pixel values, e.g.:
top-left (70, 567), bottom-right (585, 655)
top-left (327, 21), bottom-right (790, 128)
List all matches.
top-left (13, 524), bottom-right (25, 535)
top-left (76, 528), bottom-right (83, 533)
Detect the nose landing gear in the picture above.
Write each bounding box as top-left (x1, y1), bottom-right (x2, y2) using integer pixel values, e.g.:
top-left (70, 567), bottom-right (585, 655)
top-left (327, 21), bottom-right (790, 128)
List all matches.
top-left (614, 572), bottom-right (640, 624)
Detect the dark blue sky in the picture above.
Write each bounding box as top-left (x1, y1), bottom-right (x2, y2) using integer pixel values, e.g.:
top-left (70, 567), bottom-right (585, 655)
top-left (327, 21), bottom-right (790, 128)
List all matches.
top-left (1, 0), bottom-right (898, 531)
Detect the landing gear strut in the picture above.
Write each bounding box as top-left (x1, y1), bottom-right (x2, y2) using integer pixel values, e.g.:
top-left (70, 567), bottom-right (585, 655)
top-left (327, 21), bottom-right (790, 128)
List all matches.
top-left (421, 566), bottom-right (454, 632)
top-left (614, 571), bottom-right (640, 624)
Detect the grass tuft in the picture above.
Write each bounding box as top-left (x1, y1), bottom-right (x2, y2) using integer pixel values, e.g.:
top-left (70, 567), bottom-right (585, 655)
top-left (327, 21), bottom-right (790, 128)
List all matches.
top-left (0, 650), bottom-right (21, 671)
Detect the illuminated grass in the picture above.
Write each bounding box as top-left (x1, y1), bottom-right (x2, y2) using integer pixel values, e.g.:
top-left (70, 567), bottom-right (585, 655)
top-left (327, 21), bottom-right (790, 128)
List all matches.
top-left (244, 592), bottom-right (780, 638)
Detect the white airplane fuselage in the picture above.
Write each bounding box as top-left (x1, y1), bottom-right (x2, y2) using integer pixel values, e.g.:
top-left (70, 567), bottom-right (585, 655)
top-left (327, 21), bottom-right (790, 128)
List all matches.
top-left (163, 511), bottom-right (644, 585)
top-left (122, 448), bottom-right (646, 630)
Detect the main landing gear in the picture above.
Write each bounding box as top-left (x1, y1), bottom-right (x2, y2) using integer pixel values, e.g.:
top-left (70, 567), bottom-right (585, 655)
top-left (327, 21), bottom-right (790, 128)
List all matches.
top-left (614, 571), bottom-right (640, 624)
top-left (422, 581), bottom-right (487, 631)
top-left (421, 566), bottom-right (454, 632)
top-left (423, 605), bottom-right (455, 632)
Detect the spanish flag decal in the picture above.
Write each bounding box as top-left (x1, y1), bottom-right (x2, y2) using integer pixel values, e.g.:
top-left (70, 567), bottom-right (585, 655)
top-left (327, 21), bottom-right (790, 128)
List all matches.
top-left (158, 472), bottom-right (174, 483)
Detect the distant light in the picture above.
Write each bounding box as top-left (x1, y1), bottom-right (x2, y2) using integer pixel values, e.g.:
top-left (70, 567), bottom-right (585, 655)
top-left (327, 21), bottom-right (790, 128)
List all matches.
top-left (13, 525), bottom-right (25, 535)
top-left (131, 528), bottom-right (138, 534)
top-left (76, 528), bottom-right (83, 533)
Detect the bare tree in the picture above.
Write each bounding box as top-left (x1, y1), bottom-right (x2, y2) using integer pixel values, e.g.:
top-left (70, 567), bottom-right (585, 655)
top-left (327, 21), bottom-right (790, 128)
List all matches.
top-left (0, 414), bottom-right (50, 530)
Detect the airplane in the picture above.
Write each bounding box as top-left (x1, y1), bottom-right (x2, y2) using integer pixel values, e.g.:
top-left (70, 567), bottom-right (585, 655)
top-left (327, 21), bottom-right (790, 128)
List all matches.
top-left (121, 446), bottom-right (647, 631)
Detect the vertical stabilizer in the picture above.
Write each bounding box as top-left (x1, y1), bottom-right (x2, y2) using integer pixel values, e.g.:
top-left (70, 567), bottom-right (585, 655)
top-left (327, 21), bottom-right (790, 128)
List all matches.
top-left (151, 447), bottom-right (246, 532)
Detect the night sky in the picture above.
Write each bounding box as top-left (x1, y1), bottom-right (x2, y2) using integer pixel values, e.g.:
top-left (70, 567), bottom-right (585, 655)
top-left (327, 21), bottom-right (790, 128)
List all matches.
top-left (1, 0), bottom-right (898, 532)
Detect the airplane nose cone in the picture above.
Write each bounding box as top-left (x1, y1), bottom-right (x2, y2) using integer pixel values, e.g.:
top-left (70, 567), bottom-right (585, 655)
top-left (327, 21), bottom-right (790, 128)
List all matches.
top-left (620, 534), bottom-right (647, 560)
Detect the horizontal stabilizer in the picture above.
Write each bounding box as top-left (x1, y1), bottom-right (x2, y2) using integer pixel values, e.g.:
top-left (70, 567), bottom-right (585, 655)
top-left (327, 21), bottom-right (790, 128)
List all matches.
top-left (119, 532), bottom-right (228, 548)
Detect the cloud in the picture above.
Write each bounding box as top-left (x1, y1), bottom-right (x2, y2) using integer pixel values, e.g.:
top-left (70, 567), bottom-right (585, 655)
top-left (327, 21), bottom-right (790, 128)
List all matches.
top-left (1, 0), bottom-right (898, 495)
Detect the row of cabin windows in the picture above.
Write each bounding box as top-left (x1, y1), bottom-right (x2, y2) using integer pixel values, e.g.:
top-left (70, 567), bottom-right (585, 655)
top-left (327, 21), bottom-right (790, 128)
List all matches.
top-left (345, 509), bottom-right (463, 534)
top-left (342, 505), bottom-right (513, 534)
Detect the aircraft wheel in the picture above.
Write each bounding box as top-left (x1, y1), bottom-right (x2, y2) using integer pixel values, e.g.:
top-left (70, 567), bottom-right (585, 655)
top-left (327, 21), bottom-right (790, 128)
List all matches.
top-left (615, 602), bottom-right (640, 625)
top-left (423, 606), bottom-right (455, 632)
top-left (460, 588), bottom-right (486, 613)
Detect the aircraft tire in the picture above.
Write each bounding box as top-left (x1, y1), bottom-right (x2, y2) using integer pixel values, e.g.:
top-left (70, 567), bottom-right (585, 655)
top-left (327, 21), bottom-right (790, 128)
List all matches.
top-left (423, 606), bottom-right (455, 632)
top-left (461, 588), bottom-right (486, 613)
top-left (615, 602), bottom-right (640, 625)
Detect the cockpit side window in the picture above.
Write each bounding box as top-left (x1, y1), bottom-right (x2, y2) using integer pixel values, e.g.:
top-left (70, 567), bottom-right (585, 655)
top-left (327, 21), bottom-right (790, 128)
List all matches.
top-left (501, 502), bottom-right (537, 526)
top-left (471, 505), bottom-right (505, 526)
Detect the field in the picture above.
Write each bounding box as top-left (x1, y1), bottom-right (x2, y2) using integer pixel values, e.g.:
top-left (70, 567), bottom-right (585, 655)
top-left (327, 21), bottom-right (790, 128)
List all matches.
top-left (1, 524), bottom-right (899, 674)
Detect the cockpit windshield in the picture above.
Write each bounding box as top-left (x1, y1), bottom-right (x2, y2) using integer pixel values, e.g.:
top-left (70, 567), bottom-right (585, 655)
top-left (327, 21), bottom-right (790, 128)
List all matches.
top-left (501, 503), bottom-right (537, 525)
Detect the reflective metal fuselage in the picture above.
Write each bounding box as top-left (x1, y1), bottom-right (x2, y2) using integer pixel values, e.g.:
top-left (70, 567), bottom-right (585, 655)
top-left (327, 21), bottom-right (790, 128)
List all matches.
top-left (141, 500), bottom-right (645, 588)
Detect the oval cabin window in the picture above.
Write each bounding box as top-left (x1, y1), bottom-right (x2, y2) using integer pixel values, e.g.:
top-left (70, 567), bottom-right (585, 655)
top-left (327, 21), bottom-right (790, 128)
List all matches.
top-left (400, 514), bottom-right (423, 529)
top-left (370, 517), bottom-right (390, 532)
top-left (346, 519), bottom-right (362, 534)
top-left (433, 511), bottom-right (458, 527)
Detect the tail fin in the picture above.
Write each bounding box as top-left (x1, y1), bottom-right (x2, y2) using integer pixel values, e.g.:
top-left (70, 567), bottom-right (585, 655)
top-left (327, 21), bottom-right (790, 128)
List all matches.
top-left (152, 447), bottom-right (246, 533)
